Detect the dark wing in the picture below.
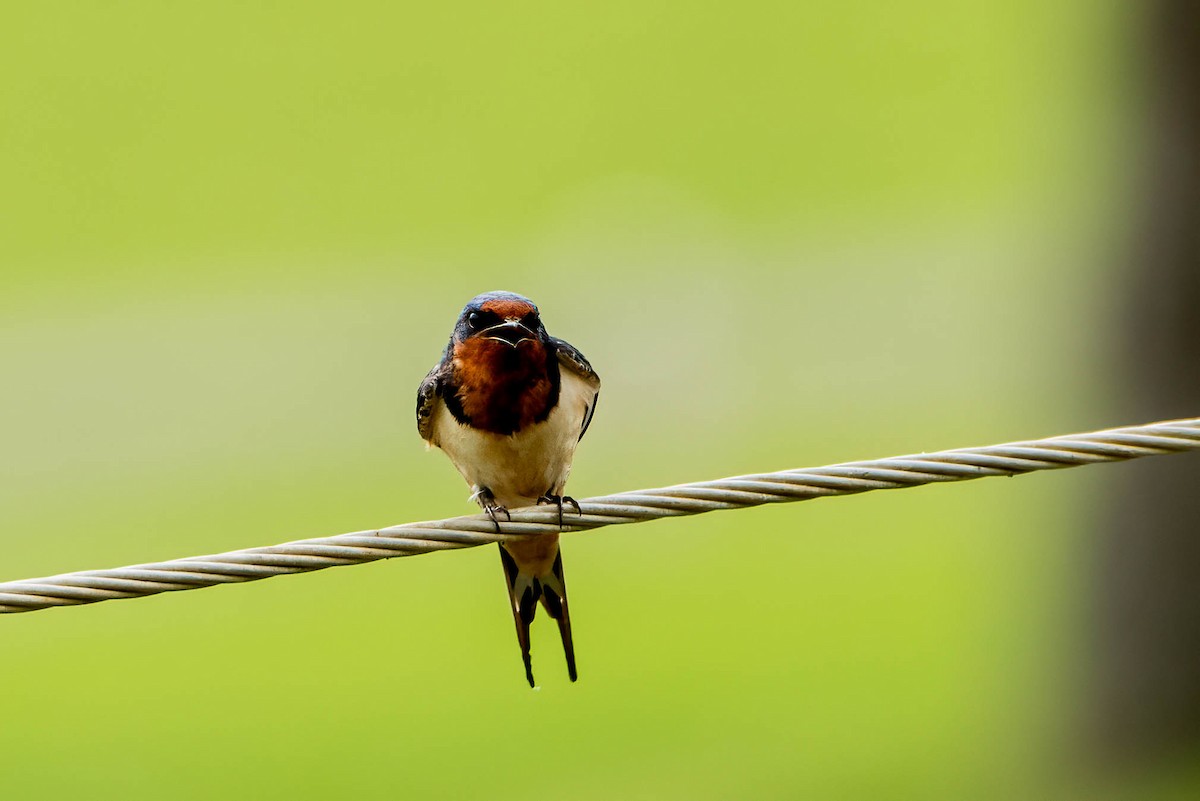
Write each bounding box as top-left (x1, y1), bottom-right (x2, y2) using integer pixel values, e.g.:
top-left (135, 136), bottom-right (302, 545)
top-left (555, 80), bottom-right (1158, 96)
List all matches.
top-left (551, 336), bottom-right (601, 442)
top-left (415, 364), bottom-right (445, 444)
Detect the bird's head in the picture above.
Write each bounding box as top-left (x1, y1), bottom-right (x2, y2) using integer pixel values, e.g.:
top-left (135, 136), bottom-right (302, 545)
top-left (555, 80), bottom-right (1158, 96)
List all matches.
top-left (443, 290), bottom-right (562, 434)
top-left (451, 290), bottom-right (548, 349)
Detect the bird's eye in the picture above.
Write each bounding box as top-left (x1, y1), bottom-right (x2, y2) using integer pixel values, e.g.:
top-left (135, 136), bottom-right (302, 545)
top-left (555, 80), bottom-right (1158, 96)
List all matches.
top-left (522, 312), bottom-right (539, 328)
top-left (467, 312), bottom-right (481, 328)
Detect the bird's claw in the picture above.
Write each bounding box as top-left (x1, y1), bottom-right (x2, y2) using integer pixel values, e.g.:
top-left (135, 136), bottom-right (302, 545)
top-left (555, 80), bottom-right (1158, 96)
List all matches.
top-left (473, 487), bottom-right (510, 533)
top-left (562, 496), bottom-right (582, 517)
top-left (538, 494), bottom-right (582, 529)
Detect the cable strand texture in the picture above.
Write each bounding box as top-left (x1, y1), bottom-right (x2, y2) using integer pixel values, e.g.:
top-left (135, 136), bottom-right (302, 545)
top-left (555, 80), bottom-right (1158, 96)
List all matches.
top-left (2, 418), bottom-right (1197, 614)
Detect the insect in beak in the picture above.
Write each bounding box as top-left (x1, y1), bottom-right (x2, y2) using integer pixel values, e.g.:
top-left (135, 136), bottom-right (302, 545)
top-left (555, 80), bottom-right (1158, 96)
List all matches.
top-left (482, 320), bottom-right (535, 347)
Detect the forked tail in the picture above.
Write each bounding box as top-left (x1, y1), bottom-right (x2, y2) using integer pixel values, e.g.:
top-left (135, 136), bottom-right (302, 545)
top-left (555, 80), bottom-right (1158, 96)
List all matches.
top-left (498, 544), bottom-right (576, 687)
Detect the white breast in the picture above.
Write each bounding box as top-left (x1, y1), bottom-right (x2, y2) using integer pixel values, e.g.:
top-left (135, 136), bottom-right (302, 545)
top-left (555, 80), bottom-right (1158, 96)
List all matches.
top-left (430, 369), bottom-right (596, 509)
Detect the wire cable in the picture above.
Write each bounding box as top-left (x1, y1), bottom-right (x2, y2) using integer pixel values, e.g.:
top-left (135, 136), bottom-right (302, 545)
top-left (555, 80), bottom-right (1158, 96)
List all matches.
top-left (2, 417), bottom-right (1197, 614)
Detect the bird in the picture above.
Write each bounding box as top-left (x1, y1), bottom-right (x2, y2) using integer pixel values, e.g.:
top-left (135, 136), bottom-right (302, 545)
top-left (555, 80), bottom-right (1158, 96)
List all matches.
top-left (416, 290), bottom-right (600, 687)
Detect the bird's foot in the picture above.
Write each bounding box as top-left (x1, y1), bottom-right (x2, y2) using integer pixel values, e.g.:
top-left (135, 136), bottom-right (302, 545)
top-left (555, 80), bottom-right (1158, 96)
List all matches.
top-left (471, 486), bottom-right (510, 533)
top-left (538, 494), bottom-right (582, 529)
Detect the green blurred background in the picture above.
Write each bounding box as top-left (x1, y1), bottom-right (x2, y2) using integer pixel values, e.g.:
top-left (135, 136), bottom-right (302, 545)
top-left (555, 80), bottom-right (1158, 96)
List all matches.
top-left (2, 2), bottom-right (1188, 799)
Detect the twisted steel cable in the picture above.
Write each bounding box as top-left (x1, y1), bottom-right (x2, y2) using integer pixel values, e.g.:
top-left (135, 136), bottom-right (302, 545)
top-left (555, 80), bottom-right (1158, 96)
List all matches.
top-left (2, 417), bottom-right (1197, 615)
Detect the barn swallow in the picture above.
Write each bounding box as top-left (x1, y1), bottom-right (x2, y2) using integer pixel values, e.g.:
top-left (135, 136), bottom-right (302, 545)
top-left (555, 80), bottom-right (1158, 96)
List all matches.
top-left (416, 291), bottom-right (600, 687)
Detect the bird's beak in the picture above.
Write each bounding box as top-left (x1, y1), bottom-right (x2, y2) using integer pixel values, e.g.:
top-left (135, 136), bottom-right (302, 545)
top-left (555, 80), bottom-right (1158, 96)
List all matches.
top-left (482, 320), bottom-right (535, 347)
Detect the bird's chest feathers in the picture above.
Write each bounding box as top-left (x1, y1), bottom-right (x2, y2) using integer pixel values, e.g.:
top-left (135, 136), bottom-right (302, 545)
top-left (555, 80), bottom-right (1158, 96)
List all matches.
top-left (432, 357), bottom-right (592, 507)
top-left (448, 339), bottom-right (559, 435)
